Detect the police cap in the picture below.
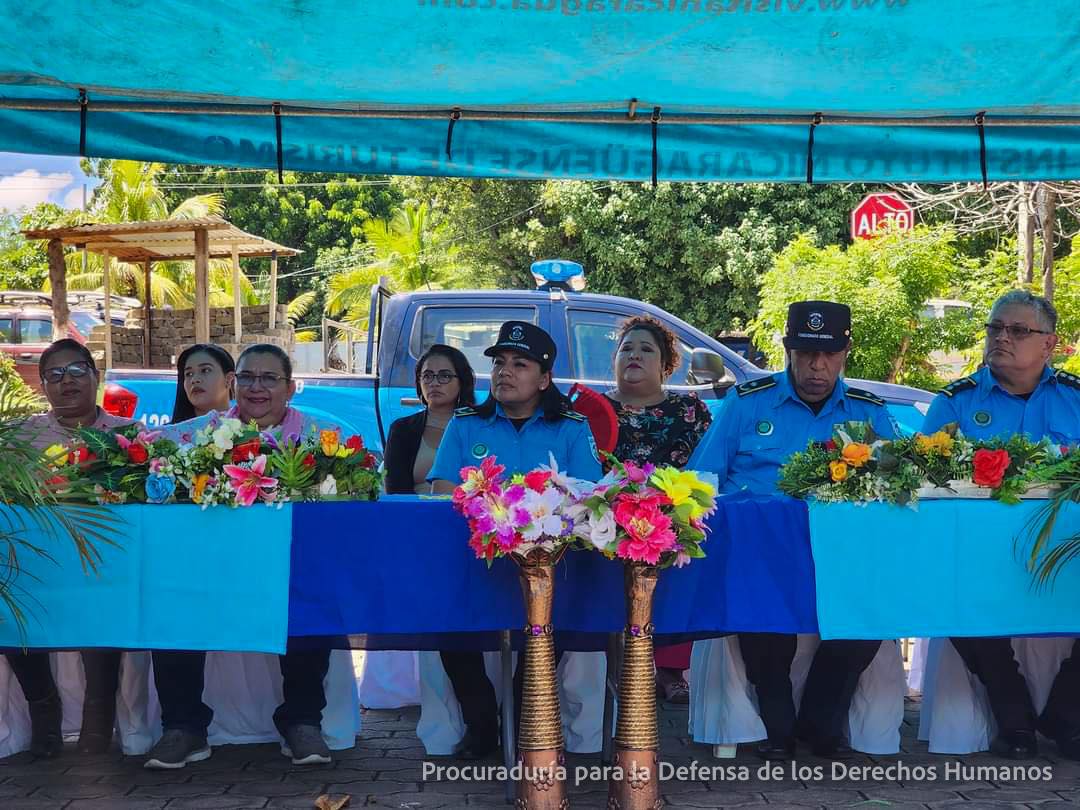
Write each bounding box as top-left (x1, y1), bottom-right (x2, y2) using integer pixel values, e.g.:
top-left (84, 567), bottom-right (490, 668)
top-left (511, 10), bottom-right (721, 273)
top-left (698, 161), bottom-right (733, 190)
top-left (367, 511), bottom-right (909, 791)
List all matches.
top-left (783, 300), bottom-right (852, 352)
top-left (484, 321), bottom-right (557, 371)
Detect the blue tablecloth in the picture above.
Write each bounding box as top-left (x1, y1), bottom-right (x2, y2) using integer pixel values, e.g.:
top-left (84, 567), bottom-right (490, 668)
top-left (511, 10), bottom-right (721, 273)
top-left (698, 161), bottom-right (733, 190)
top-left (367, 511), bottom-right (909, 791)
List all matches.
top-left (808, 500), bottom-right (1080, 640)
top-left (0, 505), bottom-right (292, 653)
top-left (287, 494), bottom-right (818, 650)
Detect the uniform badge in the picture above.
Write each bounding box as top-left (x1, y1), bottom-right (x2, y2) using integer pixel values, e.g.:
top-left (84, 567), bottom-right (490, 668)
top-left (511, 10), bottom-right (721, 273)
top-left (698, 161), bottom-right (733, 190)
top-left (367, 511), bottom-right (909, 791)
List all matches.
top-left (755, 420), bottom-right (774, 437)
top-left (973, 411), bottom-right (992, 427)
top-left (509, 325), bottom-right (525, 342)
top-left (807, 312), bottom-right (824, 331)
top-left (471, 442), bottom-right (489, 459)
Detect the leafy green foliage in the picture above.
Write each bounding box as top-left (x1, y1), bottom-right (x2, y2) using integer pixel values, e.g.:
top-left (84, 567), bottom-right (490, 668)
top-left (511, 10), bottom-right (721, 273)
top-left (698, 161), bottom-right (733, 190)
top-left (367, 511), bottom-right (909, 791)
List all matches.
top-left (0, 356), bottom-right (42, 417)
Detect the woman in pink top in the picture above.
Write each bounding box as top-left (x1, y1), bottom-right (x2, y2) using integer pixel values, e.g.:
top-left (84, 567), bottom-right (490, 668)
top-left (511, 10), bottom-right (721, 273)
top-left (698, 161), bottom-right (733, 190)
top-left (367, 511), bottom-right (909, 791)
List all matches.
top-left (7, 339), bottom-right (130, 757)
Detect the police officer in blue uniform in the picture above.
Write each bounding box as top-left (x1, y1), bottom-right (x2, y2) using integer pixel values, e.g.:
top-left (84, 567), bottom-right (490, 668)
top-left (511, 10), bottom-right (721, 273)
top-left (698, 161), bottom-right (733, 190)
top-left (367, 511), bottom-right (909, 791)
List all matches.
top-left (428, 320), bottom-right (602, 758)
top-left (689, 301), bottom-right (899, 760)
top-left (923, 290), bottom-right (1080, 760)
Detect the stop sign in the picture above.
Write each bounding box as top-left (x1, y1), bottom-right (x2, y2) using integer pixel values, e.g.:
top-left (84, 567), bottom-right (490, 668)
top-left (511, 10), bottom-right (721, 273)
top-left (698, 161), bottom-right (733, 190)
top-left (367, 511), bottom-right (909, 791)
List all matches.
top-left (850, 193), bottom-right (914, 240)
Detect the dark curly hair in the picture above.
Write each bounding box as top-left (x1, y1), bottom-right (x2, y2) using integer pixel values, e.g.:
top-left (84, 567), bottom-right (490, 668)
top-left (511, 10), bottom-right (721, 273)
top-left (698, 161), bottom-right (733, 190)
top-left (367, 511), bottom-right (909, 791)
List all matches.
top-left (615, 315), bottom-right (680, 379)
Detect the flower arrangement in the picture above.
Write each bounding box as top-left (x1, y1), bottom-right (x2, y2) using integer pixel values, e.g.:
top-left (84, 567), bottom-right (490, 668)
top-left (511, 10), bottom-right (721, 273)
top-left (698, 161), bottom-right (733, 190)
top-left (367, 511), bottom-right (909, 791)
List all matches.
top-left (569, 455), bottom-right (718, 568)
top-left (452, 454), bottom-right (586, 565)
top-left (778, 421), bottom-right (1061, 507)
top-left (45, 417), bottom-right (382, 507)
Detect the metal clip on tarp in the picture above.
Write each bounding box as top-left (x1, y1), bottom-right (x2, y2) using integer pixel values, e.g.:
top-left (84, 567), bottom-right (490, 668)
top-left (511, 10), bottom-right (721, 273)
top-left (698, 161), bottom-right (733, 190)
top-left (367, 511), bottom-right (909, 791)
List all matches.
top-left (446, 108), bottom-right (462, 161)
top-left (806, 113), bottom-right (823, 184)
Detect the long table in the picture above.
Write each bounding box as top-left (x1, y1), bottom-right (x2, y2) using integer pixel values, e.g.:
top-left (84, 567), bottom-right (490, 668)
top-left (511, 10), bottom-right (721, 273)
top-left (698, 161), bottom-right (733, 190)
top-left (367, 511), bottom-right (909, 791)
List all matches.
top-left (2, 495), bottom-right (1079, 652)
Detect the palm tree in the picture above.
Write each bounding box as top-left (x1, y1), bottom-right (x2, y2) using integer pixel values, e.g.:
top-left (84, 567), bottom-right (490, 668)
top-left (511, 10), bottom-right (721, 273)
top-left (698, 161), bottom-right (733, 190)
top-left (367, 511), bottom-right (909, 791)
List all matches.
top-left (45, 161), bottom-right (258, 308)
top-left (361, 202), bottom-right (461, 291)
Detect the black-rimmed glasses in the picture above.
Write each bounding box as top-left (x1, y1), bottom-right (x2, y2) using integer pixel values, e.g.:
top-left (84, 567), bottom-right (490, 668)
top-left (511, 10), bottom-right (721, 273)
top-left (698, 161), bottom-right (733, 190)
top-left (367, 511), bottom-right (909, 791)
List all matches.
top-left (420, 370), bottom-right (458, 385)
top-left (985, 323), bottom-right (1052, 340)
top-left (42, 361), bottom-right (93, 383)
top-left (235, 372), bottom-right (288, 389)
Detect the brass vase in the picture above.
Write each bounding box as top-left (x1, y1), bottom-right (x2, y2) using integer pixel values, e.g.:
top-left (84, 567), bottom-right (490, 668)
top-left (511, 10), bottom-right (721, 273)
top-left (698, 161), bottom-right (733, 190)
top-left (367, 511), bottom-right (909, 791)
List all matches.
top-left (512, 547), bottom-right (568, 810)
top-left (608, 562), bottom-right (663, 810)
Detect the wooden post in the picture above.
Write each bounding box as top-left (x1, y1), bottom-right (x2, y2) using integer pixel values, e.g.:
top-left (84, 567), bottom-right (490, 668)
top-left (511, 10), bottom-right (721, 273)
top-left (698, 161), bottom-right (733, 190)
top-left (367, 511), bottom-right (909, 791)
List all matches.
top-left (102, 250), bottom-right (113, 370)
top-left (1017, 182), bottom-right (1034, 285)
top-left (194, 228), bottom-right (210, 344)
top-left (232, 244), bottom-right (242, 344)
top-left (1040, 185), bottom-right (1057, 301)
top-left (47, 238), bottom-right (70, 341)
top-left (268, 250), bottom-right (278, 331)
top-left (143, 259), bottom-right (152, 367)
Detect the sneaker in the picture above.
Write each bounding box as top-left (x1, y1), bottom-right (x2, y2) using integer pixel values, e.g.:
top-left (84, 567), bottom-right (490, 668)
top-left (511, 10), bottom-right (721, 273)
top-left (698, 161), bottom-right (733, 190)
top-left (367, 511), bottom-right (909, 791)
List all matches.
top-left (28, 692), bottom-right (63, 759)
top-left (144, 730), bottom-right (211, 770)
top-left (281, 724), bottom-right (331, 765)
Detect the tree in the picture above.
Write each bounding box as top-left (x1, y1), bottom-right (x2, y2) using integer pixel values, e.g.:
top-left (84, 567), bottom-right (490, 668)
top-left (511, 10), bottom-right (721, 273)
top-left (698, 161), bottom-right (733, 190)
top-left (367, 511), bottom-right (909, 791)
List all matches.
top-left (0, 204), bottom-right (70, 291)
top-left (751, 226), bottom-right (962, 388)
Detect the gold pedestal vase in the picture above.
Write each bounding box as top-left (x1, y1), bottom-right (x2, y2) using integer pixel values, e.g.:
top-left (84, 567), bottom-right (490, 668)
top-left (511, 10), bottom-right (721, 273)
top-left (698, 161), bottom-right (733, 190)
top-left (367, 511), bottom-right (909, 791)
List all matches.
top-left (513, 547), bottom-right (569, 810)
top-left (608, 562), bottom-right (663, 810)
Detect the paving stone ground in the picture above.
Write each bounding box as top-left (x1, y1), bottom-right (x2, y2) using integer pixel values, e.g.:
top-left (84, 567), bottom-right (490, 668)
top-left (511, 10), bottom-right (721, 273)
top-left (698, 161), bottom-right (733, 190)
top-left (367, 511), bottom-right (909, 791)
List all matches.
top-left (2, 696), bottom-right (1079, 809)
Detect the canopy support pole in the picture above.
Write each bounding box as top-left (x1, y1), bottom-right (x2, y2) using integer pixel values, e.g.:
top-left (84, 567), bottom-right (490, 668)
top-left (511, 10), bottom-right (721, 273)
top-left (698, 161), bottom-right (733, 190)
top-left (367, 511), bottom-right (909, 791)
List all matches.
top-left (232, 244), bottom-right (243, 344)
top-left (47, 238), bottom-right (70, 341)
top-left (194, 228), bottom-right (210, 345)
top-left (268, 250), bottom-right (278, 331)
top-left (102, 250), bottom-right (112, 371)
top-left (143, 259), bottom-right (152, 367)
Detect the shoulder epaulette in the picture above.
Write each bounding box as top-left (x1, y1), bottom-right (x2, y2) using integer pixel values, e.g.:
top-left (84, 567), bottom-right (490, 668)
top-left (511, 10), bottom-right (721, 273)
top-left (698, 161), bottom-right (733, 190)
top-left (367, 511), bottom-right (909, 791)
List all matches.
top-left (736, 376), bottom-right (778, 397)
top-left (1055, 369), bottom-right (1080, 390)
top-left (560, 409), bottom-right (586, 422)
top-left (454, 406), bottom-right (479, 417)
top-left (846, 387), bottom-right (886, 406)
top-left (939, 376), bottom-right (977, 398)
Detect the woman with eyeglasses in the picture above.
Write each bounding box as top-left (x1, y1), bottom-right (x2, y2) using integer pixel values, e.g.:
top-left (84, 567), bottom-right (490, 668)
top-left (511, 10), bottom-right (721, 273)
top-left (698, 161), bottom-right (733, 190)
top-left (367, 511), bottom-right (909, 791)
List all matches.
top-left (5, 339), bottom-right (130, 756)
top-left (383, 344), bottom-right (476, 495)
top-left (148, 344), bottom-right (341, 770)
top-left (172, 344), bottom-right (235, 423)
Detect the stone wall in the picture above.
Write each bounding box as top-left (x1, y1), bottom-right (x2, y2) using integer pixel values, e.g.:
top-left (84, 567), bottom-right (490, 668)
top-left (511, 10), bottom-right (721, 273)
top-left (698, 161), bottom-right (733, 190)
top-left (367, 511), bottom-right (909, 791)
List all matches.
top-left (87, 305), bottom-right (293, 368)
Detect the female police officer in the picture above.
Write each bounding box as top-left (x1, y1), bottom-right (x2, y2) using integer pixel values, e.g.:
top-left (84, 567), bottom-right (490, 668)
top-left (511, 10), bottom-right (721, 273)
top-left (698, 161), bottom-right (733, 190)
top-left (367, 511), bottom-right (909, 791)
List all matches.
top-left (428, 320), bottom-right (601, 758)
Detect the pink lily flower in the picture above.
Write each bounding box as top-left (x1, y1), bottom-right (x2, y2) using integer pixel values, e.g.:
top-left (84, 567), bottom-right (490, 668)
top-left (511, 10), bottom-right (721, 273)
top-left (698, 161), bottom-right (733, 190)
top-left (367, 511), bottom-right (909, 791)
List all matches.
top-left (223, 454), bottom-right (278, 507)
top-left (137, 430), bottom-right (162, 445)
top-left (114, 433), bottom-right (132, 450)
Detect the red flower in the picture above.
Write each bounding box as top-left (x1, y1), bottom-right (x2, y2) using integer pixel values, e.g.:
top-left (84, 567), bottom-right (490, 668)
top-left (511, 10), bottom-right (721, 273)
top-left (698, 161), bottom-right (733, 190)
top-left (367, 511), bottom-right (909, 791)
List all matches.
top-left (523, 470), bottom-right (552, 493)
top-left (824, 439), bottom-right (838, 451)
top-left (231, 438), bottom-right (262, 463)
top-left (67, 447), bottom-right (96, 466)
top-left (126, 443), bottom-right (149, 464)
top-left (301, 453), bottom-right (316, 468)
top-left (345, 435), bottom-right (364, 452)
top-left (973, 448), bottom-right (1011, 488)
top-left (361, 452), bottom-right (377, 470)
top-left (45, 474), bottom-right (67, 487)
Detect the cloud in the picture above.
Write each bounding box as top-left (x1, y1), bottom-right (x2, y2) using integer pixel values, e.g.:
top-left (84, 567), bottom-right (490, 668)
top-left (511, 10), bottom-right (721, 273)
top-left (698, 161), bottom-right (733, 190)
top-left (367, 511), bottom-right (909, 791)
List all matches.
top-left (62, 185), bottom-right (86, 210)
top-left (0, 169), bottom-right (75, 212)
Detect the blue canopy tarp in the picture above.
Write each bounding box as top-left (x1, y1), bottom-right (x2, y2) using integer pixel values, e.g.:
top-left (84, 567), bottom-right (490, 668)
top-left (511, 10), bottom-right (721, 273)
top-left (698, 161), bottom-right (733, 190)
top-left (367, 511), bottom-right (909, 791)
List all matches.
top-left (1, 0), bottom-right (1079, 182)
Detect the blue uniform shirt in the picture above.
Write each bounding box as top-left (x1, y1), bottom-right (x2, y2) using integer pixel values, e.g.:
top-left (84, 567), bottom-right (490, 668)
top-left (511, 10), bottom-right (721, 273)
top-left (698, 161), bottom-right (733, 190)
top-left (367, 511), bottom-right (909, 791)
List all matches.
top-left (687, 371), bottom-right (900, 495)
top-left (922, 365), bottom-right (1080, 445)
top-left (428, 403), bottom-right (603, 483)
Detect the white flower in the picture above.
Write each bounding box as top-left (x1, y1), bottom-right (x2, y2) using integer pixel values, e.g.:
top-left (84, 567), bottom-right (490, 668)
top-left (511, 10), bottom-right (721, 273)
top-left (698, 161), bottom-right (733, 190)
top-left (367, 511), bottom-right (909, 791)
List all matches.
top-left (588, 509), bottom-right (617, 550)
top-left (520, 487), bottom-right (566, 542)
top-left (539, 451), bottom-right (591, 498)
top-left (563, 502), bottom-right (592, 540)
top-left (319, 475), bottom-right (338, 496)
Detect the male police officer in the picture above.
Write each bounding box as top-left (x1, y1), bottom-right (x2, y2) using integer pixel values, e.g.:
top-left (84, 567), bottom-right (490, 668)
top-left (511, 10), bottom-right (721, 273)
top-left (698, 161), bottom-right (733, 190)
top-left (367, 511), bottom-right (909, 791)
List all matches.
top-left (689, 300), bottom-right (898, 760)
top-left (923, 290), bottom-right (1080, 759)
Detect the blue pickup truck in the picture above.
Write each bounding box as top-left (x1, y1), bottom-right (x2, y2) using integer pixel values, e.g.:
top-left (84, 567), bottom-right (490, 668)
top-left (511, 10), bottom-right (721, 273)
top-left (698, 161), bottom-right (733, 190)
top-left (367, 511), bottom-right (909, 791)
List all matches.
top-left (103, 272), bottom-right (933, 446)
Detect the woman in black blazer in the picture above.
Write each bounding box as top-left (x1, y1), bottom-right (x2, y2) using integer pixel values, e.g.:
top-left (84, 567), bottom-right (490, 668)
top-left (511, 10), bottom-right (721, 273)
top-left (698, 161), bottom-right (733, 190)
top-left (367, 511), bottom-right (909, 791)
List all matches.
top-left (383, 344), bottom-right (476, 494)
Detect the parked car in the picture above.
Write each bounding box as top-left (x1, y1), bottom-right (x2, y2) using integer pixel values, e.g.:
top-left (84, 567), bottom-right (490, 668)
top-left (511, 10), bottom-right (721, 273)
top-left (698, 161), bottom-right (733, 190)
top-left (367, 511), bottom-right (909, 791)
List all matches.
top-left (103, 266), bottom-right (934, 441)
top-left (0, 304), bottom-right (103, 391)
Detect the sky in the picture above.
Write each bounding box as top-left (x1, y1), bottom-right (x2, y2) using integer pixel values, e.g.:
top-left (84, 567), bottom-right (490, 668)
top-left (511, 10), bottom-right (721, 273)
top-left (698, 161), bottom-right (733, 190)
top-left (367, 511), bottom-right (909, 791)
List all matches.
top-left (0, 152), bottom-right (99, 215)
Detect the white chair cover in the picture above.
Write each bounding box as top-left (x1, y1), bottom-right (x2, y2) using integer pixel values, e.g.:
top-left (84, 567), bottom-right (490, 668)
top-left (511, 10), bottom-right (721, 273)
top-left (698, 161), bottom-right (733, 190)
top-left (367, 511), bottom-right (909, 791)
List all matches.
top-left (356, 651), bottom-right (421, 709)
top-left (0, 650), bottom-right (361, 758)
top-left (416, 650), bottom-right (605, 755)
top-left (917, 636), bottom-right (1075, 754)
top-left (907, 638), bottom-right (928, 694)
top-left (688, 635), bottom-right (905, 755)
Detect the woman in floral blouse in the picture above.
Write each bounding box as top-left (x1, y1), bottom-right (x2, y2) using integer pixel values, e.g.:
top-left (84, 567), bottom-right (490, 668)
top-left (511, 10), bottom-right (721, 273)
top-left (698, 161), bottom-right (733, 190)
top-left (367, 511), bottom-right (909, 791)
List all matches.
top-left (604, 315), bottom-right (712, 703)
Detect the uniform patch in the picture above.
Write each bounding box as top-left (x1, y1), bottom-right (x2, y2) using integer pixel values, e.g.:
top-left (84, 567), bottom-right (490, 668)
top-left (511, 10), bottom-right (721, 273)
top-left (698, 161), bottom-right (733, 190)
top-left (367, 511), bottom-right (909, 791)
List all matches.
top-left (455, 406), bottom-right (479, 417)
top-left (755, 420), bottom-right (774, 437)
top-left (940, 376), bottom-right (977, 398)
top-left (1055, 370), bottom-right (1080, 390)
top-left (736, 377), bottom-right (778, 397)
top-left (587, 432), bottom-right (600, 463)
top-left (808, 311), bottom-right (825, 331)
top-left (846, 387), bottom-right (886, 406)
top-left (509, 324), bottom-right (525, 342)
top-left (973, 410), bottom-right (992, 427)
top-left (471, 442), bottom-right (489, 459)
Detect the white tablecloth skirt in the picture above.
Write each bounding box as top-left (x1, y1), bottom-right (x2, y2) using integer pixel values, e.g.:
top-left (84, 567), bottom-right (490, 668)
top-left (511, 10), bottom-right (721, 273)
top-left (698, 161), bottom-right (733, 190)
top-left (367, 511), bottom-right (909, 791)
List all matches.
top-left (917, 636), bottom-right (1075, 754)
top-left (688, 635), bottom-right (905, 755)
top-left (356, 651), bottom-right (421, 709)
top-left (0, 650), bottom-right (362, 758)
top-left (417, 650), bottom-right (606, 755)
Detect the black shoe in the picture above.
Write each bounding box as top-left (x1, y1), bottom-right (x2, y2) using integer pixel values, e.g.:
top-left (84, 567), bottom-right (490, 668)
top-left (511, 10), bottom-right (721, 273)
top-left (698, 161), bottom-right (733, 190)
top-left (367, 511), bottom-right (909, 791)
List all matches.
top-left (77, 699), bottom-right (116, 754)
top-left (452, 731), bottom-right (499, 761)
top-left (28, 692), bottom-right (63, 759)
top-left (811, 739), bottom-right (855, 759)
top-left (993, 730), bottom-right (1038, 760)
top-left (755, 739), bottom-right (794, 761)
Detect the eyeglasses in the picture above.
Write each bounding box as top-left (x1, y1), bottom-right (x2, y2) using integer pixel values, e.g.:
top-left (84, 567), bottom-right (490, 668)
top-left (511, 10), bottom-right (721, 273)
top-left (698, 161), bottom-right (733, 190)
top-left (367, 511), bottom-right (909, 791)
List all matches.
top-left (42, 361), bottom-right (93, 383)
top-left (235, 372), bottom-right (288, 389)
top-left (420, 370), bottom-right (458, 385)
top-left (985, 323), bottom-right (1053, 340)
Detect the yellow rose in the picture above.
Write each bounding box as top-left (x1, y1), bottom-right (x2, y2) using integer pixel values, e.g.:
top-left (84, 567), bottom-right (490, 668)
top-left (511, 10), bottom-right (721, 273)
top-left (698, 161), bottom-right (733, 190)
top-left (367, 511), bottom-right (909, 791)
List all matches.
top-left (335, 445), bottom-right (355, 459)
top-left (43, 444), bottom-right (69, 467)
top-left (650, 467), bottom-right (693, 507)
top-left (191, 473), bottom-right (210, 503)
top-left (840, 442), bottom-right (872, 468)
top-left (829, 460), bottom-right (849, 482)
top-left (320, 429), bottom-right (340, 457)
